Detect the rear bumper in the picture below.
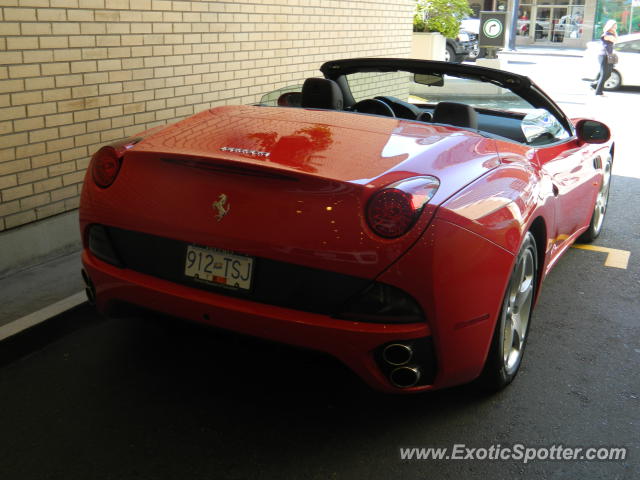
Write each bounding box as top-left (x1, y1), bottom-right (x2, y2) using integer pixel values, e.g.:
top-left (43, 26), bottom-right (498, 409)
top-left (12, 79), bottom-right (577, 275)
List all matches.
top-left (82, 250), bottom-right (433, 393)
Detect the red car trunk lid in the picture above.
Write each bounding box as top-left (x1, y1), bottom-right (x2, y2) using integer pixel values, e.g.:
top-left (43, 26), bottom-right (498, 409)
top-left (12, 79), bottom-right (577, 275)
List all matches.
top-left (86, 106), bottom-right (499, 279)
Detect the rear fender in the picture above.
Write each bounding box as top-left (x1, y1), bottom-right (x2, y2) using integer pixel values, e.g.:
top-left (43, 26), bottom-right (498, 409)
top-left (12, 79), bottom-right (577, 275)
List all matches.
top-left (377, 218), bottom-right (515, 388)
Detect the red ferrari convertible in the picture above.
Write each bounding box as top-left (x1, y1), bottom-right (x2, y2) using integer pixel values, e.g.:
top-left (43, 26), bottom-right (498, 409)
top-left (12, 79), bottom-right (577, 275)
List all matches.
top-left (80, 58), bottom-right (613, 393)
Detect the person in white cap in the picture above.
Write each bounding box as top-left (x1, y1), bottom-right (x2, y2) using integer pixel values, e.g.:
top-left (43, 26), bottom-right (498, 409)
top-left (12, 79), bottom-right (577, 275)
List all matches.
top-left (594, 19), bottom-right (618, 96)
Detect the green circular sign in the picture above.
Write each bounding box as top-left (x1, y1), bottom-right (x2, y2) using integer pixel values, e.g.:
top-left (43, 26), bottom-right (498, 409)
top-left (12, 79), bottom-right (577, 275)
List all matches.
top-left (483, 19), bottom-right (503, 39)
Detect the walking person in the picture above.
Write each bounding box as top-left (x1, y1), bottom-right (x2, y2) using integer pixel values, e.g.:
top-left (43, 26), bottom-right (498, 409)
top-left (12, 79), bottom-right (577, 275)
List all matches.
top-left (594, 20), bottom-right (618, 96)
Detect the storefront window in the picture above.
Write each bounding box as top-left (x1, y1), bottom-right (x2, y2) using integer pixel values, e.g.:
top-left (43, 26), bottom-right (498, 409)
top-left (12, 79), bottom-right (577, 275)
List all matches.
top-left (595, 0), bottom-right (640, 36)
top-left (517, 0), bottom-right (585, 42)
top-left (517, 5), bottom-right (534, 36)
top-left (555, 5), bottom-right (585, 41)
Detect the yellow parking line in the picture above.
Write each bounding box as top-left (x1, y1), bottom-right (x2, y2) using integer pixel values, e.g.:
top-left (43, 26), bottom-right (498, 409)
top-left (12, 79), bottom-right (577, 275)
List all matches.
top-left (572, 244), bottom-right (631, 269)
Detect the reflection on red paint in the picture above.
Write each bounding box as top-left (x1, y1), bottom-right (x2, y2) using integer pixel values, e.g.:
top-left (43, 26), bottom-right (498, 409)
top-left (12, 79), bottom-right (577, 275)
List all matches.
top-left (248, 125), bottom-right (333, 173)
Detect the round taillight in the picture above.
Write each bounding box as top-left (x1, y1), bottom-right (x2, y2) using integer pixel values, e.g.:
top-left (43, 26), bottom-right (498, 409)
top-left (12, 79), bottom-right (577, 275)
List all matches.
top-left (367, 188), bottom-right (416, 238)
top-left (366, 176), bottom-right (440, 239)
top-left (91, 146), bottom-right (121, 188)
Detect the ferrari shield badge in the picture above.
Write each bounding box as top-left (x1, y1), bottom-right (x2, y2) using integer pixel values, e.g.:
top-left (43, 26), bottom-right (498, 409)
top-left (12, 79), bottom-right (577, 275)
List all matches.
top-left (212, 193), bottom-right (230, 222)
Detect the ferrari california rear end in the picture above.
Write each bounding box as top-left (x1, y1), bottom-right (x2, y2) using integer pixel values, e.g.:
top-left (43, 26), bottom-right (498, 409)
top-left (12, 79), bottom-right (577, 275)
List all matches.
top-left (80, 59), bottom-right (613, 393)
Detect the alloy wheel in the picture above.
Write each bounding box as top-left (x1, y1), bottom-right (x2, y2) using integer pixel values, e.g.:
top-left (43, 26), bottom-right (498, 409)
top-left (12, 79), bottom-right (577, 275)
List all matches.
top-left (592, 155), bottom-right (612, 235)
top-left (604, 71), bottom-right (621, 90)
top-left (502, 246), bottom-right (536, 374)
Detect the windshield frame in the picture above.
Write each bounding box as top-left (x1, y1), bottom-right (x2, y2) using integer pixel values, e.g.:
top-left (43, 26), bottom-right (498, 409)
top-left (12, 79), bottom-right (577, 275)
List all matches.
top-left (320, 58), bottom-right (574, 137)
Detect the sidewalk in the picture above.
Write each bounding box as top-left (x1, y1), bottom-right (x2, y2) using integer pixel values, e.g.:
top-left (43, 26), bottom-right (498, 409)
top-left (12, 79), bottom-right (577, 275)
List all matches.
top-left (0, 249), bottom-right (86, 340)
top-left (497, 45), bottom-right (586, 58)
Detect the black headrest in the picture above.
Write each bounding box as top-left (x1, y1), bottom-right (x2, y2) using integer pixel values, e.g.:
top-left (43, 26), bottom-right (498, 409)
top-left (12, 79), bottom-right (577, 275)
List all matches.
top-left (301, 78), bottom-right (344, 110)
top-left (432, 102), bottom-right (478, 130)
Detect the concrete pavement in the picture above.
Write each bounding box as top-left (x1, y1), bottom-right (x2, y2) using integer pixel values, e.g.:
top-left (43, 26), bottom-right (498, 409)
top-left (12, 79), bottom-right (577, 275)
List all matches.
top-left (0, 249), bottom-right (85, 337)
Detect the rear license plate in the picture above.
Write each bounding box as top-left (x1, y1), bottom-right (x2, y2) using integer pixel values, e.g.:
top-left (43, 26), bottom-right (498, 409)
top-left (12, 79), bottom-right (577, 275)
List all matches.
top-left (184, 245), bottom-right (254, 291)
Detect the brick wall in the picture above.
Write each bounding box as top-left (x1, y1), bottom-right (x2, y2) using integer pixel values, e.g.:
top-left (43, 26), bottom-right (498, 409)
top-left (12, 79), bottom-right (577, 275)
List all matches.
top-left (0, 0), bottom-right (414, 232)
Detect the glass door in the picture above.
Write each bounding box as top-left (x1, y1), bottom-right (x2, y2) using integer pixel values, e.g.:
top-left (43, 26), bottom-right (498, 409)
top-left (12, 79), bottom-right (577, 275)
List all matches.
top-left (534, 7), bottom-right (569, 43)
top-left (551, 7), bottom-right (569, 42)
top-left (536, 7), bottom-right (552, 41)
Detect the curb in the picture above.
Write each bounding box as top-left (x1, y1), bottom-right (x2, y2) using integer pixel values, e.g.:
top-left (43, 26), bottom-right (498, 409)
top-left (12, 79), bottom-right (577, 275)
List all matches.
top-left (0, 292), bottom-right (86, 342)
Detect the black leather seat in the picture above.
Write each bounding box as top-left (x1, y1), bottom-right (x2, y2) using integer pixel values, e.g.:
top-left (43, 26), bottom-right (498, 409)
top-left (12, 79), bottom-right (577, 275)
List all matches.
top-left (301, 78), bottom-right (344, 110)
top-left (432, 101), bottom-right (478, 129)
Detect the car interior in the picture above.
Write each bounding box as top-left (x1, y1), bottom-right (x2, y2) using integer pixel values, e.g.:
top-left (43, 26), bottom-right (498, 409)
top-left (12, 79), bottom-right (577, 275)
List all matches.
top-left (294, 77), bottom-right (532, 144)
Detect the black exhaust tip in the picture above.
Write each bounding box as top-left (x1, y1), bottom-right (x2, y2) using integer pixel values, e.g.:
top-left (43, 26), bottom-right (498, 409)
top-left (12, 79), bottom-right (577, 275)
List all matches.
top-left (382, 343), bottom-right (413, 366)
top-left (390, 366), bottom-right (421, 388)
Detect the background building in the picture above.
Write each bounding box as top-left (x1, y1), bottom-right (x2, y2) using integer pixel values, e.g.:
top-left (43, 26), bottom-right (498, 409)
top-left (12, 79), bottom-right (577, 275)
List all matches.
top-left (508, 0), bottom-right (639, 47)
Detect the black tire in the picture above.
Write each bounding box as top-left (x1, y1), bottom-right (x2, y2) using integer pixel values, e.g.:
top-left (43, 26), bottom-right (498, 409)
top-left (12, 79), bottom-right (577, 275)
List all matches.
top-left (579, 153), bottom-right (612, 243)
top-left (478, 232), bottom-right (538, 391)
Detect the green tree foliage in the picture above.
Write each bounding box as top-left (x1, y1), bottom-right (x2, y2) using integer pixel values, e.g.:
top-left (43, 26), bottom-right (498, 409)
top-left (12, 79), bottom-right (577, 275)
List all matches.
top-left (414, 0), bottom-right (473, 38)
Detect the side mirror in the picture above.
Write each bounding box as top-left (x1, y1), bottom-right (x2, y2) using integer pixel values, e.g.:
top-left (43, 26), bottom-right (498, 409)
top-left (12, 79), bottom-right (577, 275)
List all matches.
top-left (575, 119), bottom-right (611, 144)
